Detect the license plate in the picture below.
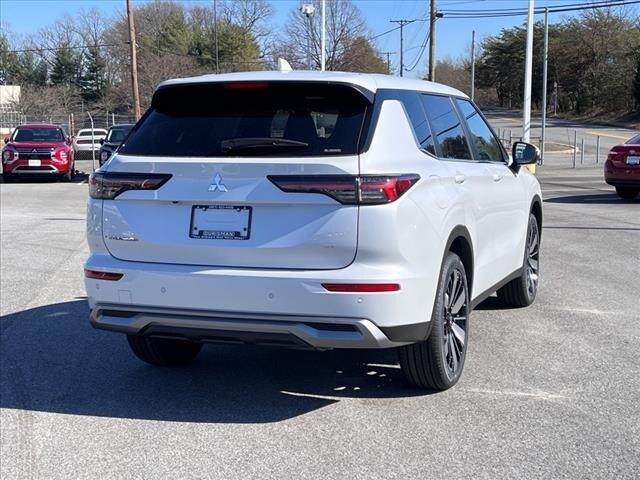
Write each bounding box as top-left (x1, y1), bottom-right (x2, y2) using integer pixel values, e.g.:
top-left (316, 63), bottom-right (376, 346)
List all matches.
top-left (28, 159), bottom-right (41, 167)
top-left (190, 205), bottom-right (252, 240)
top-left (626, 156), bottom-right (640, 165)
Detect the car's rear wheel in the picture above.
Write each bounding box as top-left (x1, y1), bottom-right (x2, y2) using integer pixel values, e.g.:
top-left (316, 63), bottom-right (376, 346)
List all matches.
top-left (497, 213), bottom-right (540, 307)
top-left (615, 187), bottom-right (639, 200)
top-left (127, 335), bottom-right (203, 366)
top-left (398, 252), bottom-right (469, 390)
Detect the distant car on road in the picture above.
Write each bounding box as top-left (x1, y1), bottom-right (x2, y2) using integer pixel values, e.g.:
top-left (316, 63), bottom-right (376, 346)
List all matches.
top-left (605, 133), bottom-right (640, 200)
top-left (73, 128), bottom-right (107, 160)
top-left (99, 124), bottom-right (134, 165)
top-left (2, 123), bottom-right (75, 182)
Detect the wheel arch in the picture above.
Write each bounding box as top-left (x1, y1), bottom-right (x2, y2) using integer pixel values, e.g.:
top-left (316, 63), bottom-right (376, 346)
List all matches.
top-left (445, 225), bottom-right (474, 299)
top-left (530, 194), bottom-right (543, 237)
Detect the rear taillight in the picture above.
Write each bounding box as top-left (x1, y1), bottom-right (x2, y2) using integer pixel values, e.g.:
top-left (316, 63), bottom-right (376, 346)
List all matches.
top-left (268, 174), bottom-right (419, 205)
top-left (84, 269), bottom-right (124, 281)
top-left (322, 283), bottom-right (401, 292)
top-left (89, 172), bottom-right (172, 199)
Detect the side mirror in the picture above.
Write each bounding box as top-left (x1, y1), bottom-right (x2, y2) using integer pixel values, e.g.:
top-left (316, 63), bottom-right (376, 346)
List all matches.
top-left (512, 141), bottom-right (540, 166)
top-left (66, 136), bottom-right (72, 145)
top-left (3, 137), bottom-right (9, 144)
top-left (99, 138), bottom-right (104, 145)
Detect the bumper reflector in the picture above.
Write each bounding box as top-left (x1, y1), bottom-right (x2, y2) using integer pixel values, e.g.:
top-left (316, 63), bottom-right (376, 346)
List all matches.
top-left (84, 269), bottom-right (124, 281)
top-left (322, 283), bottom-right (400, 292)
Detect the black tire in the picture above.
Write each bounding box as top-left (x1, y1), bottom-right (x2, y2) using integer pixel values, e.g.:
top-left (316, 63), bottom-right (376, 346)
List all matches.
top-left (398, 252), bottom-right (470, 390)
top-left (2, 173), bottom-right (13, 183)
top-left (497, 213), bottom-right (540, 307)
top-left (127, 335), bottom-right (202, 366)
top-left (616, 187), bottom-right (639, 200)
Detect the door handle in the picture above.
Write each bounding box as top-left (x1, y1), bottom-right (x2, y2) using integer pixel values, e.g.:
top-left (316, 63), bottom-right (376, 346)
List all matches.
top-left (493, 173), bottom-right (503, 182)
top-left (454, 174), bottom-right (466, 184)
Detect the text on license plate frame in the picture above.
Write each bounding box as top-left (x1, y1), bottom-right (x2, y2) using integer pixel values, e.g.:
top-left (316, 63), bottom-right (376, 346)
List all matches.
top-left (190, 205), bottom-right (252, 240)
top-left (626, 155), bottom-right (640, 165)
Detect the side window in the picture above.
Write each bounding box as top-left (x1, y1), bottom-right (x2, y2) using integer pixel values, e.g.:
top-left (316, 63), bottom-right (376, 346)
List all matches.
top-left (455, 99), bottom-right (504, 162)
top-left (397, 90), bottom-right (436, 156)
top-left (420, 94), bottom-right (472, 160)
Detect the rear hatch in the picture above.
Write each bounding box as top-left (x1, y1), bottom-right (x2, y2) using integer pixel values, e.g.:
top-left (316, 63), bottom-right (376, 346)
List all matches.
top-left (100, 81), bottom-right (371, 269)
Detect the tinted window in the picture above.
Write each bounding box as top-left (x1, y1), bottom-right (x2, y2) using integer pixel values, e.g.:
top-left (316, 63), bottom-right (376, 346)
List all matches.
top-left (120, 83), bottom-right (369, 157)
top-left (13, 128), bottom-right (64, 142)
top-left (455, 99), bottom-right (504, 162)
top-left (420, 95), bottom-right (472, 160)
top-left (107, 126), bottom-right (132, 144)
top-left (397, 90), bottom-right (436, 155)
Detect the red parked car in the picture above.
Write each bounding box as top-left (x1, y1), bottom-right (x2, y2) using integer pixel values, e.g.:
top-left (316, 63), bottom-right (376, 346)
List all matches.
top-left (2, 123), bottom-right (75, 183)
top-left (605, 133), bottom-right (640, 200)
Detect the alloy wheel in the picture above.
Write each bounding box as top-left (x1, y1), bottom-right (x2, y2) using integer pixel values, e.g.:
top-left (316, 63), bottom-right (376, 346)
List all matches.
top-left (442, 268), bottom-right (468, 378)
top-left (526, 218), bottom-right (540, 297)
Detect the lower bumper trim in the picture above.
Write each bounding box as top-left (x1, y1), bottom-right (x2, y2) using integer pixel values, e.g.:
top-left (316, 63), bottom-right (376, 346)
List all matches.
top-left (90, 303), bottom-right (410, 350)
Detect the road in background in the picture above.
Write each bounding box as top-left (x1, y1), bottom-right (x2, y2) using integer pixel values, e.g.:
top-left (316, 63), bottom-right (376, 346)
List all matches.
top-left (1, 143), bottom-right (639, 479)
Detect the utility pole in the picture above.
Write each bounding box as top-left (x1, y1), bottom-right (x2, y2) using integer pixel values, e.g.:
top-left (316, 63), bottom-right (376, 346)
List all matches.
top-left (522, 0), bottom-right (534, 143)
top-left (390, 20), bottom-right (412, 77)
top-left (428, 0), bottom-right (437, 81)
top-left (382, 51), bottom-right (395, 74)
top-left (321, 0), bottom-right (326, 71)
top-left (214, 0), bottom-right (219, 74)
top-left (126, 0), bottom-right (141, 120)
top-left (470, 30), bottom-right (475, 101)
top-left (540, 7), bottom-right (549, 164)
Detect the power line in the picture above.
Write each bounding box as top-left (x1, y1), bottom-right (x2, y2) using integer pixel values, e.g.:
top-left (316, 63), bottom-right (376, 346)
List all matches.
top-left (7, 43), bottom-right (123, 54)
top-left (441, 0), bottom-right (639, 18)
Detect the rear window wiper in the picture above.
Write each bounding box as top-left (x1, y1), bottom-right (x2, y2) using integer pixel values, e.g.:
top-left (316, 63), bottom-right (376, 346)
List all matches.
top-left (221, 137), bottom-right (309, 154)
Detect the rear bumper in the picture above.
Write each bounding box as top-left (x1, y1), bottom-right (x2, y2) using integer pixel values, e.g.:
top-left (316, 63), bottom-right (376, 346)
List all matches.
top-left (84, 253), bottom-right (435, 348)
top-left (604, 161), bottom-right (640, 187)
top-left (90, 303), bottom-right (408, 350)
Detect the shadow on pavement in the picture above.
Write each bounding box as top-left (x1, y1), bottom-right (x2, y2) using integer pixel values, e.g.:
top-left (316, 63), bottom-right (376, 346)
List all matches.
top-left (545, 193), bottom-right (638, 204)
top-left (1, 300), bottom-right (428, 424)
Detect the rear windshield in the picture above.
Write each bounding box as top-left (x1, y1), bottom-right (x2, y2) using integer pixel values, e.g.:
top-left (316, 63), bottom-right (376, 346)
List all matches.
top-left (119, 82), bottom-right (370, 157)
top-left (628, 134), bottom-right (640, 145)
top-left (12, 128), bottom-right (64, 142)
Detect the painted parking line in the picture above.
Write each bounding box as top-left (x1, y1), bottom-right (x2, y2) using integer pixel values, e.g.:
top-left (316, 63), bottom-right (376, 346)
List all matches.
top-left (585, 130), bottom-right (634, 140)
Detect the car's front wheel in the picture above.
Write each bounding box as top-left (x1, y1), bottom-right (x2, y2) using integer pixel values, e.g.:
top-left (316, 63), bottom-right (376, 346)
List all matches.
top-left (127, 335), bottom-right (203, 366)
top-left (497, 213), bottom-right (540, 307)
top-left (398, 252), bottom-right (469, 390)
top-left (616, 187), bottom-right (639, 200)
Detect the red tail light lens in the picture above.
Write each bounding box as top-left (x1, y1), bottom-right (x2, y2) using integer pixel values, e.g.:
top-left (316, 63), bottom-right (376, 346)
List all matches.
top-left (268, 174), bottom-right (419, 205)
top-left (223, 82), bottom-right (268, 91)
top-left (322, 283), bottom-right (401, 292)
top-left (89, 172), bottom-right (172, 199)
top-left (84, 269), bottom-right (124, 281)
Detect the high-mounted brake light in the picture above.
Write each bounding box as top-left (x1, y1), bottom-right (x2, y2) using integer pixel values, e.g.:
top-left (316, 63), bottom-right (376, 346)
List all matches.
top-left (89, 172), bottom-right (172, 199)
top-left (268, 174), bottom-right (419, 205)
top-left (84, 269), bottom-right (124, 281)
top-left (322, 283), bottom-right (401, 292)
top-left (223, 82), bottom-right (268, 91)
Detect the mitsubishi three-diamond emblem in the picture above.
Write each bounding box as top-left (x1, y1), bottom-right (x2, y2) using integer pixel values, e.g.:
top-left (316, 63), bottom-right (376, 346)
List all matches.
top-left (208, 173), bottom-right (228, 192)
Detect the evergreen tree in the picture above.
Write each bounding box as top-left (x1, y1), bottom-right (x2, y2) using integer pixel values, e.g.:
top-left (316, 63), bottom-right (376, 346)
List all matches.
top-left (50, 43), bottom-right (79, 86)
top-left (79, 45), bottom-right (106, 102)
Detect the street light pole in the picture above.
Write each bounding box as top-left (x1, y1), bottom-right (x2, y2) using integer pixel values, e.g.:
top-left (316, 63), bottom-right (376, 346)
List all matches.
top-left (300, 4), bottom-right (316, 70)
top-left (321, 0), bottom-right (326, 71)
top-left (470, 30), bottom-right (475, 101)
top-left (540, 7), bottom-right (549, 165)
top-left (522, 0), bottom-right (534, 143)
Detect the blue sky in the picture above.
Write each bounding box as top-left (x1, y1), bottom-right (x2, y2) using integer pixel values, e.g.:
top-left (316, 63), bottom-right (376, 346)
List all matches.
top-left (0, 1), bottom-right (630, 78)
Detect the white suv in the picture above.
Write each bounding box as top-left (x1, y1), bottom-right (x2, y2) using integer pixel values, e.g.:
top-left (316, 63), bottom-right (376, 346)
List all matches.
top-left (85, 71), bottom-right (542, 390)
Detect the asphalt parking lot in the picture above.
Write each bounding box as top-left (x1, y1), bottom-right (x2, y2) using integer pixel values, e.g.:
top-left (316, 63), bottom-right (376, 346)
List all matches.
top-left (1, 157), bottom-right (639, 479)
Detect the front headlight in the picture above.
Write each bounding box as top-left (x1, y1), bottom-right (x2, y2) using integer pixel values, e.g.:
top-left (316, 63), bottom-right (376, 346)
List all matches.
top-left (2, 149), bottom-right (17, 162)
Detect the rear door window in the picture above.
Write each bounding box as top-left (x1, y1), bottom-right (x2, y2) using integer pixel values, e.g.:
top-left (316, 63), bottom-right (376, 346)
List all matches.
top-left (119, 82), bottom-right (370, 157)
top-left (455, 99), bottom-right (504, 162)
top-left (397, 90), bottom-right (436, 155)
top-left (420, 94), bottom-right (472, 160)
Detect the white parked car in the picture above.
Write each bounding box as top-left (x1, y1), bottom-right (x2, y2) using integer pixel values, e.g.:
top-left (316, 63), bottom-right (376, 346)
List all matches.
top-left (73, 128), bottom-right (107, 159)
top-left (85, 71), bottom-right (542, 390)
